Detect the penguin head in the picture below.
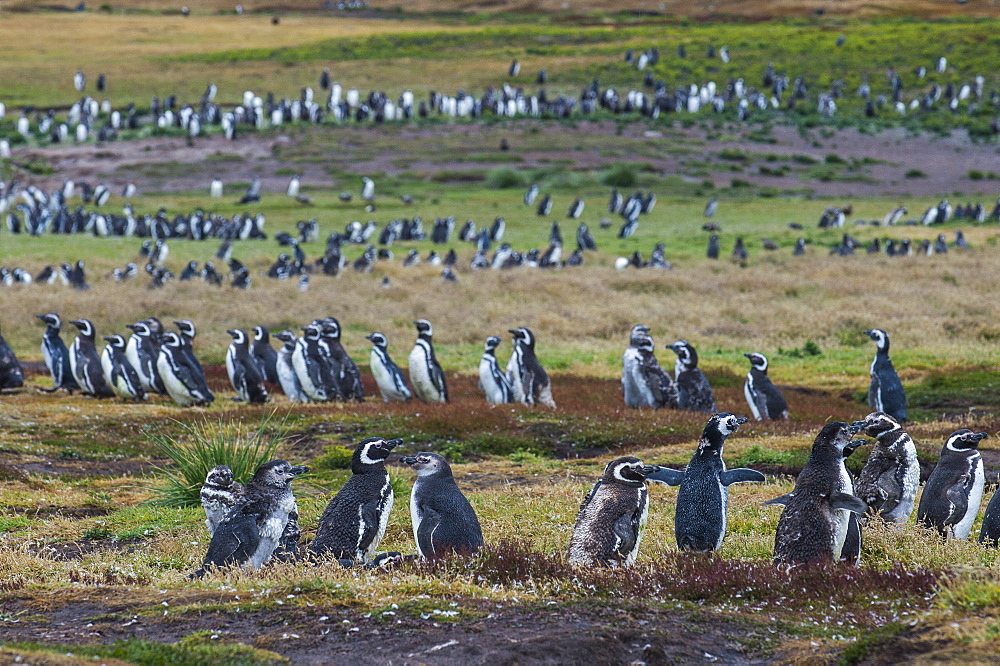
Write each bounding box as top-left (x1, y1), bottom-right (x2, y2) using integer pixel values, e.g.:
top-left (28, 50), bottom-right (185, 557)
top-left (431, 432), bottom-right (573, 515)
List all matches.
top-left (667, 340), bottom-right (697, 368)
top-left (366, 332), bottom-right (388, 348)
top-left (484, 336), bottom-right (502, 352)
top-left (844, 439), bottom-right (868, 459)
top-left (630, 323), bottom-right (651, 338)
top-left (602, 456), bottom-right (650, 485)
top-left (127, 321), bottom-right (151, 337)
top-left (204, 464), bottom-right (234, 489)
top-left (355, 437), bottom-right (403, 470)
top-left (744, 352), bottom-right (768, 372)
top-left (174, 320), bottom-right (196, 339)
top-left (814, 421), bottom-right (861, 457)
top-left (320, 318), bottom-right (341, 339)
top-left (36, 313), bottom-right (61, 329)
top-left (944, 429), bottom-right (988, 453)
top-left (251, 459), bottom-right (308, 489)
top-left (103, 334), bottom-right (126, 349)
top-left (301, 323), bottom-right (322, 340)
top-left (275, 329), bottom-right (297, 346)
top-left (851, 411), bottom-right (900, 438)
top-left (509, 327), bottom-right (535, 349)
top-left (69, 318), bottom-right (94, 337)
top-left (414, 319), bottom-right (433, 338)
top-left (863, 329), bottom-right (889, 352)
top-left (161, 331), bottom-right (182, 348)
top-left (631, 332), bottom-right (654, 352)
top-left (707, 412), bottom-right (748, 439)
top-left (400, 452), bottom-right (452, 478)
top-left (227, 329), bottom-right (248, 345)
top-left (145, 317), bottom-right (164, 338)
top-left (252, 325), bottom-right (269, 343)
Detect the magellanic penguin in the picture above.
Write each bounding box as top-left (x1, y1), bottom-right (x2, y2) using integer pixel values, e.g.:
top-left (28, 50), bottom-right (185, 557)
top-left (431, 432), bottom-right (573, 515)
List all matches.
top-left (647, 413), bottom-right (764, 552)
top-left (274, 330), bottom-right (310, 404)
top-left (667, 340), bottom-right (716, 413)
top-left (319, 317), bottom-right (363, 402)
top-left (157, 331), bottom-right (215, 406)
top-left (36, 313), bottom-right (79, 391)
top-left (200, 465), bottom-right (244, 536)
top-left (193, 460), bottom-right (308, 577)
top-left (367, 332), bottom-right (412, 402)
top-left (292, 323), bottom-right (331, 402)
top-left (507, 327), bottom-right (556, 408)
top-left (864, 329), bottom-right (907, 422)
top-left (226, 329), bottom-right (270, 403)
top-left (408, 319), bottom-right (448, 403)
top-left (838, 438), bottom-right (866, 566)
top-left (251, 326), bottom-right (279, 384)
top-left (766, 422), bottom-right (867, 565)
top-left (568, 456), bottom-right (656, 567)
top-left (173, 319), bottom-right (204, 376)
top-left (0, 323), bottom-right (23, 390)
top-left (479, 336), bottom-right (513, 404)
top-left (917, 429), bottom-right (987, 540)
top-left (743, 352), bottom-right (788, 420)
top-left (125, 321), bottom-right (165, 395)
top-left (309, 438), bottom-right (402, 561)
top-left (979, 483), bottom-right (1000, 546)
top-left (400, 452), bottom-right (484, 558)
top-left (68, 319), bottom-right (115, 397)
top-left (100, 335), bottom-right (147, 401)
top-left (851, 411), bottom-right (920, 524)
top-left (621, 324), bottom-right (677, 410)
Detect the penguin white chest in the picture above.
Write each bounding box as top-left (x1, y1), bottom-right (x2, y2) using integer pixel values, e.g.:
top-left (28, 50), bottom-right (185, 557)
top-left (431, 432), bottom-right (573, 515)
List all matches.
top-left (408, 345), bottom-right (439, 401)
top-left (410, 481), bottom-right (426, 558)
top-left (953, 458), bottom-right (985, 540)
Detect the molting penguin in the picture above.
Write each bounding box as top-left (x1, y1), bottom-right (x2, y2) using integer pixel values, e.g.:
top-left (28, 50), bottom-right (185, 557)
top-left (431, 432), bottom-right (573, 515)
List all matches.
top-left (864, 328), bottom-right (907, 422)
top-left (226, 329), bottom-right (270, 403)
top-left (667, 340), bottom-right (716, 413)
top-left (851, 411), bottom-right (920, 524)
top-left (568, 456), bottom-right (655, 567)
top-left (0, 323), bottom-right (23, 390)
top-left (193, 460), bottom-right (308, 577)
top-left (157, 331), bottom-right (214, 406)
top-left (274, 330), bottom-right (309, 403)
top-left (648, 414), bottom-right (764, 552)
top-left (507, 327), bottom-right (555, 407)
top-left (367, 332), bottom-right (412, 402)
top-left (68, 319), bottom-right (115, 397)
top-left (100, 335), bottom-right (146, 401)
top-left (478, 335), bottom-right (513, 404)
top-left (621, 325), bottom-right (677, 410)
top-left (766, 422), bottom-right (867, 564)
top-left (743, 352), bottom-right (788, 420)
top-left (917, 429), bottom-right (987, 539)
top-left (36, 313), bottom-right (78, 391)
top-left (400, 452), bottom-right (484, 558)
top-left (200, 465), bottom-right (244, 536)
top-left (309, 437), bottom-right (401, 561)
top-left (408, 319), bottom-right (448, 403)
top-left (251, 326), bottom-right (279, 384)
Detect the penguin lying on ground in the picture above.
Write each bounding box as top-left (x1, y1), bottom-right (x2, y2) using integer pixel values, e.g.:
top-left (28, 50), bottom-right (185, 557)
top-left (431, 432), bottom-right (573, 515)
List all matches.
top-left (399, 452), bottom-right (483, 558)
top-left (917, 429), bottom-right (987, 540)
top-left (851, 411), bottom-right (920, 524)
top-left (200, 465), bottom-right (244, 536)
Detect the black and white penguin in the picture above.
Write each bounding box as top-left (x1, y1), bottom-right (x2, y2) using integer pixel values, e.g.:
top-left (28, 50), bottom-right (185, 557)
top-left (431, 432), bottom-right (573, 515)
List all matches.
top-left (68, 319), bottom-right (114, 397)
top-left (173, 319), bottom-right (203, 375)
top-left (400, 452), bottom-right (484, 558)
top-left (292, 323), bottom-right (331, 402)
top-left (743, 352), bottom-right (788, 420)
top-left (100, 335), bottom-right (146, 401)
top-left (125, 321), bottom-right (165, 395)
top-left (507, 327), bottom-right (556, 408)
top-left (647, 413), bottom-right (764, 552)
top-left (157, 331), bottom-right (214, 406)
top-left (621, 325), bottom-right (676, 409)
top-left (568, 456), bottom-right (655, 567)
top-left (864, 328), bottom-right (907, 422)
top-left (408, 319), bottom-right (448, 403)
top-left (917, 429), bottom-right (987, 539)
top-left (667, 340), bottom-right (716, 413)
top-left (366, 332), bottom-right (412, 402)
top-left (0, 323), bottom-right (23, 390)
top-left (320, 318), bottom-right (363, 402)
top-left (273, 330), bottom-right (309, 404)
top-left (838, 438), bottom-right (866, 566)
top-left (226, 329), bottom-right (269, 403)
top-left (979, 484), bottom-right (1000, 546)
top-left (707, 234), bottom-right (720, 259)
top-left (478, 336), bottom-right (513, 405)
top-left (766, 422), bottom-right (867, 564)
top-left (851, 411), bottom-right (920, 524)
top-left (36, 313), bottom-right (78, 392)
top-left (200, 465), bottom-right (244, 536)
top-left (194, 460), bottom-right (308, 577)
top-left (251, 326), bottom-right (279, 384)
top-left (309, 437), bottom-right (402, 561)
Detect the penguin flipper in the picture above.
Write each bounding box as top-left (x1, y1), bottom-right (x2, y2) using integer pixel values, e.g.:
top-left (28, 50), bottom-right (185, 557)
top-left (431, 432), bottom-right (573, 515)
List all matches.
top-left (763, 492), bottom-right (794, 507)
top-left (415, 506), bottom-right (443, 558)
top-left (832, 493), bottom-right (869, 514)
top-left (356, 499), bottom-right (383, 556)
top-left (945, 475), bottom-right (972, 528)
top-left (840, 512), bottom-right (862, 565)
top-left (611, 511), bottom-right (639, 561)
top-left (752, 389), bottom-right (770, 421)
top-left (721, 468), bottom-right (766, 485)
top-left (645, 467), bottom-right (684, 486)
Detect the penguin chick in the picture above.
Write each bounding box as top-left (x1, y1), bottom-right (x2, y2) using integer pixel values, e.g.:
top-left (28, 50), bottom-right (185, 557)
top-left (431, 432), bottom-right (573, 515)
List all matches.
top-left (200, 465), bottom-right (244, 536)
top-left (851, 411), bottom-right (919, 524)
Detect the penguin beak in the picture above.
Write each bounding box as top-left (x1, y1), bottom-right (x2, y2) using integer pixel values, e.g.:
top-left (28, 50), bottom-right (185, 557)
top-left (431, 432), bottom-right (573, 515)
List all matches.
top-left (848, 422), bottom-right (864, 435)
top-left (226, 329), bottom-right (238, 338)
top-left (743, 353), bottom-right (753, 360)
top-left (384, 438), bottom-right (403, 449)
top-left (365, 334), bottom-right (375, 341)
top-left (102, 336), bottom-right (115, 343)
top-left (735, 417), bottom-right (749, 425)
top-left (641, 465), bottom-right (659, 476)
top-left (399, 456), bottom-right (417, 466)
top-left (970, 432), bottom-right (989, 443)
top-left (69, 319), bottom-right (83, 328)
top-left (862, 329), bottom-right (874, 338)
top-left (35, 314), bottom-right (47, 322)
top-left (288, 466), bottom-right (309, 477)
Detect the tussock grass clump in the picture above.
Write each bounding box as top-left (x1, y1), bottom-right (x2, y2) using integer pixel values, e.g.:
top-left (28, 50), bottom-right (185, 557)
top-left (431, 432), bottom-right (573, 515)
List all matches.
top-left (485, 167), bottom-right (525, 189)
top-left (147, 414), bottom-right (289, 507)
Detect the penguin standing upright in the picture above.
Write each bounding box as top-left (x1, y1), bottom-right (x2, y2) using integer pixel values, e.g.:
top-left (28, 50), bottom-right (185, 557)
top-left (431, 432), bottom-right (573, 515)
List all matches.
top-left (274, 330), bottom-right (309, 404)
top-left (251, 326), bottom-right (279, 384)
top-left (667, 340), bottom-right (716, 412)
top-left (766, 422), bottom-right (867, 564)
top-left (0, 324), bottom-right (23, 390)
top-left (979, 484), bottom-right (1000, 546)
top-left (917, 429), bottom-right (987, 539)
top-left (36, 313), bottom-right (79, 391)
top-left (568, 456), bottom-right (655, 567)
top-left (68, 319), bottom-right (115, 397)
top-left (408, 319), bottom-right (448, 403)
top-left (125, 321), bottom-right (165, 395)
top-left (157, 331), bottom-right (215, 406)
top-left (366, 332), bottom-right (411, 402)
top-left (478, 336), bottom-right (512, 404)
top-left (292, 323), bottom-right (331, 402)
top-left (174, 319), bottom-right (203, 375)
top-left (864, 329), bottom-right (907, 422)
top-left (851, 411), bottom-right (920, 524)
top-left (200, 465), bottom-right (244, 536)
top-left (743, 352), bottom-right (788, 420)
top-left (507, 327), bottom-right (555, 407)
top-left (100, 335), bottom-right (147, 401)
top-left (647, 413), bottom-right (764, 552)
top-left (621, 325), bottom-right (676, 409)
top-left (838, 438), bottom-right (866, 566)
top-left (400, 452), bottom-right (484, 558)
top-left (226, 329), bottom-right (269, 403)
top-left (309, 438), bottom-right (401, 561)
top-left (320, 318), bottom-right (363, 402)
top-left (194, 460), bottom-right (308, 577)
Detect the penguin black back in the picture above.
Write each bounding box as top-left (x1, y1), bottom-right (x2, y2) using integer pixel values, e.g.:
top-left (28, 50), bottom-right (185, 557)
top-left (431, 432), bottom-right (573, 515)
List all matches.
top-left (401, 452), bottom-right (483, 558)
top-left (864, 329), bottom-right (907, 422)
top-left (251, 325), bottom-right (279, 384)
